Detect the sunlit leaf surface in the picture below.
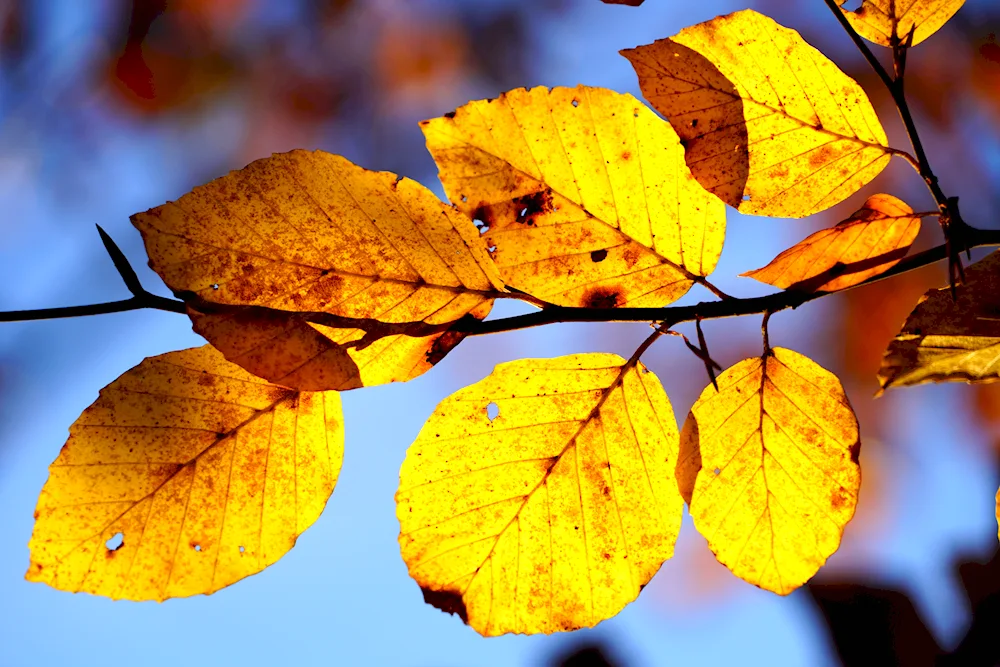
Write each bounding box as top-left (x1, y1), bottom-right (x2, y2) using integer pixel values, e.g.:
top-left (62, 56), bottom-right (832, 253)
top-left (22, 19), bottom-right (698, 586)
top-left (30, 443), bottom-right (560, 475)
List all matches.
top-left (422, 85), bottom-right (725, 308)
top-left (742, 194), bottom-right (920, 292)
top-left (679, 347), bottom-right (861, 595)
top-left (837, 0), bottom-right (966, 47)
top-left (878, 251), bottom-right (1000, 391)
top-left (26, 345), bottom-right (344, 600)
top-left (623, 9), bottom-right (890, 218)
top-left (132, 149), bottom-right (505, 390)
top-left (397, 354), bottom-right (683, 635)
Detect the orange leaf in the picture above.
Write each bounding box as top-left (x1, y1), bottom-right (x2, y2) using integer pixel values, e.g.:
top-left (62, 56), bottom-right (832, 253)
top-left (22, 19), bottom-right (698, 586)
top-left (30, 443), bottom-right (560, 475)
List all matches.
top-left (26, 345), bottom-right (344, 600)
top-left (742, 194), bottom-right (920, 292)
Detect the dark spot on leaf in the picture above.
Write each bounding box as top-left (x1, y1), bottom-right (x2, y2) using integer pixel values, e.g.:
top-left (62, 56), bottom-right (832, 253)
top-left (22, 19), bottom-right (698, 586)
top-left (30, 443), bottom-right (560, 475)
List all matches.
top-left (421, 586), bottom-right (468, 624)
top-left (444, 111), bottom-right (456, 119)
top-left (426, 330), bottom-right (466, 366)
top-left (849, 440), bottom-right (861, 464)
top-left (621, 151), bottom-right (631, 161)
top-left (582, 286), bottom-right (622, 308)
top-left (512, 189), bottom-right (554, 226)
top-left (590, 249), bottom-right (608, 263)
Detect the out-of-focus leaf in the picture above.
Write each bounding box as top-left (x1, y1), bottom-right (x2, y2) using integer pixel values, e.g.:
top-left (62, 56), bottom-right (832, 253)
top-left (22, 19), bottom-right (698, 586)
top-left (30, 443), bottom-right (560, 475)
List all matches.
top-left (622, 9), bottom-right (890, 218)
top-left (421, 85), bottom-right (726, 308)
top-left (837, 0), bottom-right (966, 47)
top-left (742, 194), bottom-right (920, 292)
top-left (131, 150), bottom-right (505, 390)
top-left (26, 345), bottom-right (344, 600)
top-left (878, 251), bottom-right (1000, 392)
top-left (679, 347), bottom-right (861, 594)
top-left (396, 355), bottom-right (683, 635)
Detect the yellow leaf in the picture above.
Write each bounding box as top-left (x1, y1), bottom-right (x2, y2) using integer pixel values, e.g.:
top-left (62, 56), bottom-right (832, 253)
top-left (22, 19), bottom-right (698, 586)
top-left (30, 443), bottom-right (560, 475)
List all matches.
top-left (421, 85), bottom-right (726, 308)
top-left (26, 345), bottom-right (344, 600)
top-left (878, 251), bottom-right (1000, 391)
top-left (679, 347), bottom-right (860, 595)
top-left (742, 194), bottom-right (920, 292)
top-left (622, 9), bottom-right (891, 218)
top-left (837, 0), bottom-right (966, 47)
top-left (131, 149), bottom-right (505, 391)
top-left (396, 354), bottom-right (683, 635)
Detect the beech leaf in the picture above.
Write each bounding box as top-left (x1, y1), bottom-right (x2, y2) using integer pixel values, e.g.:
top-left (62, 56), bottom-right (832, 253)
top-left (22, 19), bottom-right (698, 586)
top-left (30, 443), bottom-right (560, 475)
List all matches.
top-left (396, 355), bottom-right (683, 635)
top-left (421, 85), bottom-right (726, 308)
top-left (131, 149), bottom-right (505, 391)
top-left (26, 345), bottom-right (344, 600)
top-left (678, 347), bottom-right (861, 595)
top-left (622, 9), bottom-right (891, 218)
top-left (878, 250), bottom-right (1000, 392)
top-left (837, 0), bottom-right (966, 47)
top-left (742, 194), bottom-right (920, 292)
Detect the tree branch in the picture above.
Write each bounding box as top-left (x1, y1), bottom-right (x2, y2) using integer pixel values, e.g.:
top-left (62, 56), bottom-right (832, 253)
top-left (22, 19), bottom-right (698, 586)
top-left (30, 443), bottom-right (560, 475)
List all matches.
top-left (455, 227), bottom-right (1000, 336)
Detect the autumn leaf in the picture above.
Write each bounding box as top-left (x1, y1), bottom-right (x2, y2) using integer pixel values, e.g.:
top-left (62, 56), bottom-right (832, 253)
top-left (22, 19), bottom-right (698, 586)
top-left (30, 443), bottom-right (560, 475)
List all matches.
top-left (837, 0), bottom-right (966, 47)
top-left (622, 9), bottom-right (891, 218)
top-left (26, 345), bottom-right (344, 600)
top-left (878, 250), bottom-right (1000, 392)
top-left (742, 194), bottom-right (920, 292)
top-left (131, 149), bottom-right (506, 391)
top-left (678, 347), bottom-right (861, 595)
top-left (396, 355), bottom-right (683, 635)
top-left (421, 85), bottom-right (726, 308)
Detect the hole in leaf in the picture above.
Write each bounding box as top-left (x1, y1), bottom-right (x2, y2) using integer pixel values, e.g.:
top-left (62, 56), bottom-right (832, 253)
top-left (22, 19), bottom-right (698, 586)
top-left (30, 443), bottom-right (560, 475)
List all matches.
top-left (461, 195), bottom-right (468, 203)
top-left (105, 532), bottom-right (124, 551)
top-left (571, 99), bottom-right (579, 107)
top-left (742, 194), bottom-right (752, 202)
top-left (487, 245), bottom-right (497, 254)
top-left (211, 283), bottom-right (220, 290)
top-left (486, 402), bottom-right (500, 422)
top-left (519, 207), bottom-right (528, 218)
top-left (239, 546), bottom-right (246, 553)
top-left (193, 543), bottom-right (202, 552)
top-left (713, 468), bottom-right (721, 475)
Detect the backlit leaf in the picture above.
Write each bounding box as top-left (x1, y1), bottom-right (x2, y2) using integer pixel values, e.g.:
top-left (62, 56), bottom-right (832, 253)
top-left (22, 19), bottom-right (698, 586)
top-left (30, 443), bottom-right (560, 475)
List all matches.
top-left (396, 354), bottom-right (683, 635)
top-left (421, 85), bottom-right (726, 308)
top-left (26, 345), bottom-right (344, 600)
top-left (742, 194), bottom-right (920, 292)
top-left (679, 347), bottom-right (861, 595)
top-left (837, 0), bottom-right (966, 47)
top-left (131, 149), bottom-right (506, 391)
top-left (878, 250), bottom-right (1000, 391)
top-left (622, 10), bottom-right (891, 218)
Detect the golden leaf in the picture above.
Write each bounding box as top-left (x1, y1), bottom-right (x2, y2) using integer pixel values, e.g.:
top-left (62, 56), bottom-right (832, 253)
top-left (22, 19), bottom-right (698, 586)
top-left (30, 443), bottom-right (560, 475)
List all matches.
top-left (622, 9), bottom-right (891, 218)
top-left (131, 149), bottom-right (505, 391)
top-left (26, 345), bottom-right (344, 600)
top-left (679, 347), bottom-right (861, 595)
top-left (421, 85), bottom-right (726, 308)
top-left (742, 194), bottom-right (920, 292)
top-left (878, 250), bottom-right (1000, 391)
top-left (396, 354), bottom-right (683, 635)
top-left (837, 0), bottom-right (966, 47)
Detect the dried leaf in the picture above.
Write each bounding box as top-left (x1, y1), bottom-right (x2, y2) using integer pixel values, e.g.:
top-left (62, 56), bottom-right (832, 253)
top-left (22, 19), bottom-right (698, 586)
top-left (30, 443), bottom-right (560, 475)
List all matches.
top-left (396, 355), bottom-right (683, 635)
top-left (421, 85), bottom-right (726, 308)
top-left (26, 345), bottom-right (344, 600)
top-left (837, 0), bottom-right (966, 47)
top-left (878, 251), bottom-right (1000, 392)
top-left (679, 347), bottom-right (861, 595)
top-left (622, 9), bottom-right (891, 218)
top-left (742, 194), bottom-right (920, 292)
top-left (131, 149), bottom-right (505, 391)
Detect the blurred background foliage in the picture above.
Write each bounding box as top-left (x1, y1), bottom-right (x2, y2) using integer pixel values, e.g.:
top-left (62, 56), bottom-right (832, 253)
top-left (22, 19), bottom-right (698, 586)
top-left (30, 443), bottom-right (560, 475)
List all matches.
top-left (1, 1), bottom-right (1000, 665)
